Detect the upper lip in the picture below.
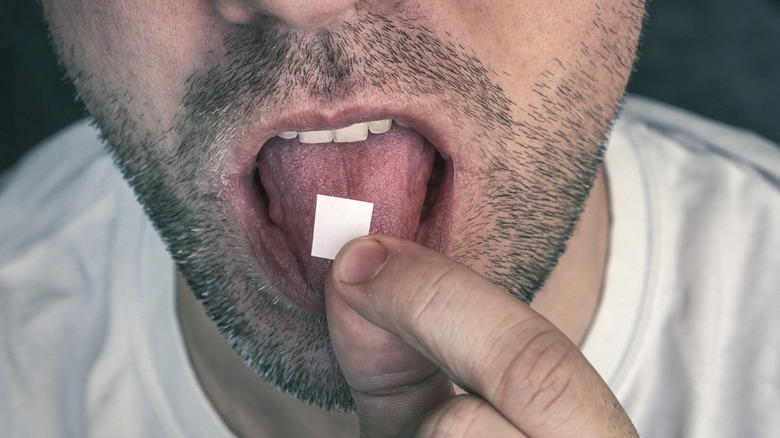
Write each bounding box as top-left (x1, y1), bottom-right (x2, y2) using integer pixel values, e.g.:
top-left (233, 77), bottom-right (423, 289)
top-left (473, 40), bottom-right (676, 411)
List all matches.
top-left (227, 98), bottom-right (455, 177)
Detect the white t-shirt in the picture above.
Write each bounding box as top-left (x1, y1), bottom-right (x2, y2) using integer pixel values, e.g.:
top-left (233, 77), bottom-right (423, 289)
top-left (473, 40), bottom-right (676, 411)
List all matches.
top-left (0, 124), bottom-right (233, 437)
top-left (582, 96), bottom-right (780, 437)
top-left (1, 96), bottom-right (779, 437)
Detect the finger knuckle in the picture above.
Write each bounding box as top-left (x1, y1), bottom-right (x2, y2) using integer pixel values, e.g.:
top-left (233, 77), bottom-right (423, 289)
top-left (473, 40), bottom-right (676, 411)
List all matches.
top-left (494, 328), bottom-right (581, 423)
top-left (394, 262), bottom-right (463, 326)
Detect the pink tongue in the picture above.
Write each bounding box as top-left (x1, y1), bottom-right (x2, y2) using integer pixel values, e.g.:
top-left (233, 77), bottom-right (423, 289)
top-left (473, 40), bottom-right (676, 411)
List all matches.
top-left (257, 126), bottom-right (435, 294)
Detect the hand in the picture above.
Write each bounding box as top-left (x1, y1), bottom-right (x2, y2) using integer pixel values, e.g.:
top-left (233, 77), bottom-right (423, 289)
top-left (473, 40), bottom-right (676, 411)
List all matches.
top-left (325, 235), bottom-right (638, 437)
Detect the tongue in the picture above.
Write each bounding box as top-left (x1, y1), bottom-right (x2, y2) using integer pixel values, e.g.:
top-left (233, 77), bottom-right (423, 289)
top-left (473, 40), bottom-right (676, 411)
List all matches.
top-left (257, 126), bottom-right (435, 296)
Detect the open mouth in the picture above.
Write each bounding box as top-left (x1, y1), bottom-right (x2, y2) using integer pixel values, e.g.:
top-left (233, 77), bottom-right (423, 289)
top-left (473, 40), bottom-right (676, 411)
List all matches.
top-left (242, 116), bottom-right (453, 315)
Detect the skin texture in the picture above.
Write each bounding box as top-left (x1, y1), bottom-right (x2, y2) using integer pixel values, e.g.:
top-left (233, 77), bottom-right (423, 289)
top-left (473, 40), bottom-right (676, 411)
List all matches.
top-left (42, 0), bottom-right (645, 435)
top-left (326, 233), bottom-right (635, 437)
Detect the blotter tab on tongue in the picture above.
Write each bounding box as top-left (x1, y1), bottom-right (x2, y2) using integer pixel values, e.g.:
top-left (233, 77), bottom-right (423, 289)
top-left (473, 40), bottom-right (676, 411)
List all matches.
top-left (311, 194), bottom-right (374, 260)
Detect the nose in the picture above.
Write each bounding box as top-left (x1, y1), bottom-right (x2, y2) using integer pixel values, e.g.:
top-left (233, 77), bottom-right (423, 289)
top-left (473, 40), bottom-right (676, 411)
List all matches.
top-left (215, 0), bottom-right (359, 28)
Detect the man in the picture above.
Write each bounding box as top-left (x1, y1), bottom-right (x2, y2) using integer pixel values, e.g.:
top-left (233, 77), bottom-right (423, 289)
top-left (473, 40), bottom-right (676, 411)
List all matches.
top-left (1, 0), bottom-right (778, 436)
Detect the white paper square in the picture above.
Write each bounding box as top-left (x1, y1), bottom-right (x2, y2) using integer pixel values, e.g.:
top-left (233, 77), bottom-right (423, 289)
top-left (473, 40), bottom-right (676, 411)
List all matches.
top-left (311, 194), bottom-right (374, 260)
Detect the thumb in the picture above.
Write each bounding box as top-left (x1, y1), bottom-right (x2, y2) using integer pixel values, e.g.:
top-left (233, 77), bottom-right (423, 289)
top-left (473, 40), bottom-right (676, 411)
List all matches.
top-left (325, 237), bottom-right (454, 438)
top-left (327, 235), bottom-right (637, 438)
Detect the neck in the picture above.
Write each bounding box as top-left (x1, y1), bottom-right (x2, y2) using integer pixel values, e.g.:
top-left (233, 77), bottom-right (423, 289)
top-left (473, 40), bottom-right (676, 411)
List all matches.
top-left (175, 272), bottom-right (359, 437)
top-left (531, 167), bottom-right (611, 345)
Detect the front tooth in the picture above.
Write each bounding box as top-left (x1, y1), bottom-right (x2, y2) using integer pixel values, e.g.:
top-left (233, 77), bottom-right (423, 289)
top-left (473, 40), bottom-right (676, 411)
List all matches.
top-left (299, 129), bottom-right (334, 144)
top-left (277, 131), bottom-right (298, 139)
top-left (368, 119), bottom-right (392, 134)
top-left (394, 119), bottom-right (410, 128)
top-left (284, 119), bottom-right (397, 144)
top-left (334, 122), bottom-right (369, 143)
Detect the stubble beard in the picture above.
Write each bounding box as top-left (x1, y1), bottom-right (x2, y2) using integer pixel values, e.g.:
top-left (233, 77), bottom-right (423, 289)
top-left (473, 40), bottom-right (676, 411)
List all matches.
top-left (56, 10), bottom-right (641, 411)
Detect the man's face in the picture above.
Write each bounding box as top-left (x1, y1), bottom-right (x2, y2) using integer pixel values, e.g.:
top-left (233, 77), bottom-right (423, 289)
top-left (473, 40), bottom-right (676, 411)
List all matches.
top-left (43, 0), bottom-right (644, 410)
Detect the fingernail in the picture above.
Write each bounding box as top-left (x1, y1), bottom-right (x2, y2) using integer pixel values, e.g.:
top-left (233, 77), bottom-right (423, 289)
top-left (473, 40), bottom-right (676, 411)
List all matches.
top-left (336, 238), bottom-right (388, 285)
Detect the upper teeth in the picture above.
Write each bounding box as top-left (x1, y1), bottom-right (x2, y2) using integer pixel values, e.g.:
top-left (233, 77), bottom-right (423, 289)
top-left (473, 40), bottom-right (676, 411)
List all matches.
top-left (277, 119), bottom-right (408, 144)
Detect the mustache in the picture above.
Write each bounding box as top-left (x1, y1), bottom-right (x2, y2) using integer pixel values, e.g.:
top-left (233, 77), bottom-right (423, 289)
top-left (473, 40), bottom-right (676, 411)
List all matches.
top-left (175, 13), bottom-right (515, 156)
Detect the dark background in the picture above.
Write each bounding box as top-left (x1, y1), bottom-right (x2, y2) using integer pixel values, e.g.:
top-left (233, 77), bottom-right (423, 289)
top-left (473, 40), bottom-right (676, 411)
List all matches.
top-left (2, 1), bottom-right (779, 172)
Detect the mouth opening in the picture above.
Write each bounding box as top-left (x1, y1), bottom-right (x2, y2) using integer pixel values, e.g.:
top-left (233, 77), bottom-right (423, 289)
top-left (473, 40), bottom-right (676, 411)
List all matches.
top-left (254, 169), bottom-right (270, 209)
top-left (250, 121), bottom-right (449, 313)
top-left (421, 151), bottom-right (445, 222)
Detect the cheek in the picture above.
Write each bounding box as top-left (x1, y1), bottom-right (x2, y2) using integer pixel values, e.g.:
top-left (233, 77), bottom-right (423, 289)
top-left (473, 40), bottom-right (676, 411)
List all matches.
top-left (45, 0), bottom-right (227, 135)
top-left (433, 0), bottom-right (639, 103)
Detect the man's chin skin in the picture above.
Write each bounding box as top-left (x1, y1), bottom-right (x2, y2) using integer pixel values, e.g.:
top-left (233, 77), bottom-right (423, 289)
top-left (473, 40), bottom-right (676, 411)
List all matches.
top-left (175, 270), bottom-right (361, 435)
top-left (43, 0), bottom-right (645, 412)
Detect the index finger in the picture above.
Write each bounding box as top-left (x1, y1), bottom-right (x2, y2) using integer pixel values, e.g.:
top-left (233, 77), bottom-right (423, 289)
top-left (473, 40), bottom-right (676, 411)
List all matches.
top-left (331, 235), bottom-right (638, 438)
